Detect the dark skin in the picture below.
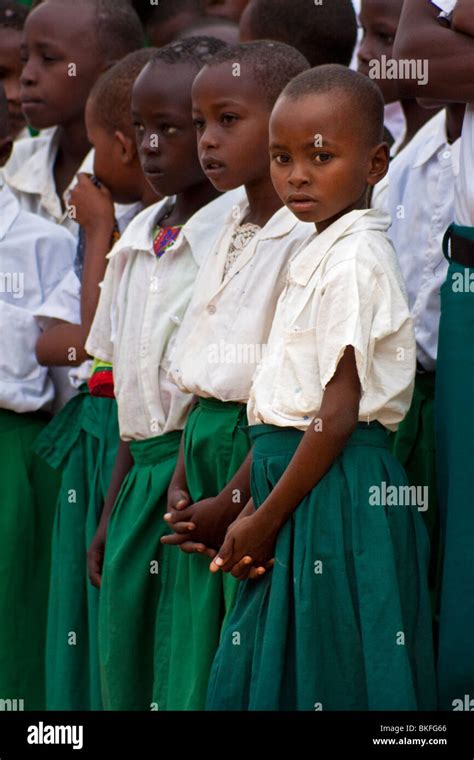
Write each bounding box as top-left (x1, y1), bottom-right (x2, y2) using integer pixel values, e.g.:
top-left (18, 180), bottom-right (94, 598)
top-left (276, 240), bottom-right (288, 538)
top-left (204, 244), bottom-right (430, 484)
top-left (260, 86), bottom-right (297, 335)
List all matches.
top-left (357, 0), bottom-right (440, 151)
top-left (208, 92), bottom-right (388, 579)
top-left (87, 60), bottom-right (219, 588)
top-left (205, 0), bottom-right (249, 23)
top-left (0, 27), bottom-right (26, 139)
top-left (161, 62), bottom-right (285, 562)
top-left (20, 1), bottom-right (110, 206)
top-left (393, 0), bottom-right (474, 102)
top-left (36, 96), bottom-right (158, 369)
top-left (146, 11), bottom-right (200, 48)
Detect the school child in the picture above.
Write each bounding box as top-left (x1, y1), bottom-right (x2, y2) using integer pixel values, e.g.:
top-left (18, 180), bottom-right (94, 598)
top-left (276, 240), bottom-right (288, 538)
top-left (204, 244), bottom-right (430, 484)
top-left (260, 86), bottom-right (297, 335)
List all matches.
top-left (0, 85), bottom-right (77, 710)
top-left (4, 0), bottom-right (144, 235)
top-left (376, 102), bottom-right (465, 623)
top-left (206, 64), bottom-right (437, 712)
top-left (84, 37), bottom-right (240, 712)
top-left (158, 41), bottom-right (312, 711)
top-left (239, 0), bottom-right (357, 68)
top-left (357, 0), bottom-right (439, 154)
top-left (393, 0), bottom-right (474, 712)
top-left (0, 0), bottom-right (29, 140)
top-left (178, 15), bottom-right (239, 45)
top-left (31, 50), bottom-right (157, 712)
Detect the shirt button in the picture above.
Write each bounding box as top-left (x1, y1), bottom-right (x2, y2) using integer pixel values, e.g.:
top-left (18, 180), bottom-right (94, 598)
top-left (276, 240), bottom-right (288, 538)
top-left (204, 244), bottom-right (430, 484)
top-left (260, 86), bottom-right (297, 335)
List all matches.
top-left (207, 304), bottom-right (217, 314)
top-left (442, 150), bottom-right (451, 160)
top-left (140, 342), bottom-right (148, 356)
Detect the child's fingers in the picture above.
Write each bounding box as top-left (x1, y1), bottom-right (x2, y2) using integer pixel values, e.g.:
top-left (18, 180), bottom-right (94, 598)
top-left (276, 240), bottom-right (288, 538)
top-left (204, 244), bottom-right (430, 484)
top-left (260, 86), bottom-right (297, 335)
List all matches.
top-left (230, 555), bottom-right (253, 580)
top-left (178, 541), bottom-right (211, 555)
top-left (87, 551), bottom-right (103, 588)
top-left (210, 536), bottom-right (235, 573)
top-left (163, 516), bottom-right (196, 533)
top-left (248, 566), bottom-right (267, 580)
top-left (161, 532), bottom-right (195, 546)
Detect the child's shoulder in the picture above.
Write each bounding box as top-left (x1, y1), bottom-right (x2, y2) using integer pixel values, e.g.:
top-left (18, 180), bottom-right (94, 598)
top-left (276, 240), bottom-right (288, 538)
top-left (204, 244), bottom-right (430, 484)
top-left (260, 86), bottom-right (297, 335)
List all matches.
top-left (3, 130), bottom-right (56, 184)
top-left (327, 208), bottom-right (396, 273)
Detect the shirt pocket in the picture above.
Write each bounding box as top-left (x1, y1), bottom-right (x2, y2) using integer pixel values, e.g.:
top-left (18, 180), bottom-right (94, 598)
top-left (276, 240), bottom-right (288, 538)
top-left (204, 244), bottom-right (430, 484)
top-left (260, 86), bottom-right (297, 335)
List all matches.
top-left (272, 326), bottom-right (321, 418)
top-left (0, 302), bottom-right (42, 383)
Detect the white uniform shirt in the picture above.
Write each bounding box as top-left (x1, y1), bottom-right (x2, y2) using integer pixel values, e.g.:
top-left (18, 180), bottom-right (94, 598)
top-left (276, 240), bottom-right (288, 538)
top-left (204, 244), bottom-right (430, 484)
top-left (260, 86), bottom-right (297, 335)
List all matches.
top-left (86, 189), bottom-right (245, 441)
top-left (248, 209), bottom-right (416, 432)
top-left (168, 201), bottom-right (314, 402)
top-left (455, 105), bottom-right (474, 226)
top-left (376, 110), bottom-right (460, 370)
top-left (0, 180), bottom-right (77, 413)
top-left (3, 128), bottom-right (94, 237)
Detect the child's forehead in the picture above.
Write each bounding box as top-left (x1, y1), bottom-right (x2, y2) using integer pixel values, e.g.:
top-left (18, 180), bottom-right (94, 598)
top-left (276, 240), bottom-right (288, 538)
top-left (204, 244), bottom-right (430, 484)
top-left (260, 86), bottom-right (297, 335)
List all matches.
top-left (25, 1), bottom-right (96, 44)
top-left (271, 92), bottom-right (363, 140)
top-left (193, 61), bottom-right (263, 102)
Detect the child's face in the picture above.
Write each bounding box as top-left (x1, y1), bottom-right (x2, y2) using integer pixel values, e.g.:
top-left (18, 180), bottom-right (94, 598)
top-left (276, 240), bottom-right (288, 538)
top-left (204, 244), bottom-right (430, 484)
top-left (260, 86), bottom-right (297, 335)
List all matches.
top-left (357, 0), bottom-right (403, 104)
top-left (0, 28), bottom-right (26, 139)
top-left (131, 61), bottom-right (209, 197)
top-left (20, 1), bottom-right (106, 130)
top-left (269, 93), bottom-right (388, 232)
top-left (85, 98), bottom-right (137, 205)
top-left (192, 62), bottom-right (273, 192)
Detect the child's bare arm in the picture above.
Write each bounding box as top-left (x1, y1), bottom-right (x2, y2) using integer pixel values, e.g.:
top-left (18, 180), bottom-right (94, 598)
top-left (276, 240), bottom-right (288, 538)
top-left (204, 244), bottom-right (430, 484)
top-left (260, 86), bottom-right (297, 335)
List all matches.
top-left (87, 439), bottom-right (133, 588)
top-left (36, 320), bottom-right (90, 366)
top-left (393, 0), bottom-right (474, 102)
top-left (211, 346), bottom-right (361, 576)
top-left (452, 0), bottom-right (474, 37)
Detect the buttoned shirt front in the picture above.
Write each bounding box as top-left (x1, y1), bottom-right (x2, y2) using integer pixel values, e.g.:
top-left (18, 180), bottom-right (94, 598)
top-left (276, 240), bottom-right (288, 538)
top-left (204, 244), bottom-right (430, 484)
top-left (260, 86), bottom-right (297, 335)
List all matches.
top-left (168, 201), bottom-right (314, 402)
top-left (377, 110), bottom-right (460, 370)
top-left (248, 208), bottom-right (416, 432)
top-left (0, 180), bottom-right (77, 412)
top-left (86, 189), bottom-right (245, 441)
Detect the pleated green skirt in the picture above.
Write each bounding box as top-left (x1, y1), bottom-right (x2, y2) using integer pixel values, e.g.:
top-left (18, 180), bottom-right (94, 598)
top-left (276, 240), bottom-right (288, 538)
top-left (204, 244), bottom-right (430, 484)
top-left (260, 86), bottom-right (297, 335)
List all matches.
top-left (436, 256), bottom-right (474, 709)
top-left (153, 397), bottom-right (251, 711)
top-left (390, 372), bottom-right (439, 619)
top-left (207, 423), bottom-right (437, 711)
top-left (98, 430), bottom-right (182, 711)
top-left (33, 387), bottom-right (119, 711)
top-left (0, 407), bottom-right (61, 710)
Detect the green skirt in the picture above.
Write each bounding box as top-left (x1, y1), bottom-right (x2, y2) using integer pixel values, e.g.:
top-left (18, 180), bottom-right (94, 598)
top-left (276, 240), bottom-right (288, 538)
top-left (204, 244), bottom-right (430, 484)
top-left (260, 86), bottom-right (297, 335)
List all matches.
top-left (33, 387), bottom-right (119, 711)
top-left (207, 423), bottom-right (437, 711)
top-left (0, 407), bottom-right (61, 710)
top-left (98, 430), bottom-right (182, 711)
top-left (436, 255), bottom-right (474, 709)
top-left (390, 372), bottom-right (440, 619)
top-left (154, 397), bottom-right (251, 711)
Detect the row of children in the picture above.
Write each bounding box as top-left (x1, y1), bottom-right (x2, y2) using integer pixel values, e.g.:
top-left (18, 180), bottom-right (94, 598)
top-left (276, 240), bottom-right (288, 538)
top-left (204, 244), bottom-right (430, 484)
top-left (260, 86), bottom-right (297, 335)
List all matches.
top-left (0, 0), bottom-right (472, 711)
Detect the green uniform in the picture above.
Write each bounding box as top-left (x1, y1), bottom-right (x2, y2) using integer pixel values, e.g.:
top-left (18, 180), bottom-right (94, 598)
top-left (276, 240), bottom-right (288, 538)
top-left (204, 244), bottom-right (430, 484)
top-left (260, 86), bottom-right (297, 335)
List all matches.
top-left (33, 387), bottom-right (119, 710)
top-left (154, 398), bottom-right (250, 711)
top-left (207, 423), bottom-right (437, 711)
top-left (0, 408), bottom-right (60, 710)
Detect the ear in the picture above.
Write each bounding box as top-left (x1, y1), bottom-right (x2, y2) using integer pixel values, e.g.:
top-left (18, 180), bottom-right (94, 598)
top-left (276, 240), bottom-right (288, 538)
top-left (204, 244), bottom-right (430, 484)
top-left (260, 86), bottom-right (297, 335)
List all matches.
top-left (114, 130), bottom-right (136, 165)
top-left (0, 136), bottom-right (13, 167)
top-left (367, 142), bottom-right (390, 187)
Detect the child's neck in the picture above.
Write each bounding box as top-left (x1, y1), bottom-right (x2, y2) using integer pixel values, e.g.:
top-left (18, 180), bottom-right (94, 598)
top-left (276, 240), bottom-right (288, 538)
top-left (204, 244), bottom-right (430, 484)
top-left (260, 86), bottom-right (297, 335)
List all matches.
top-left (54, 120), bottom-right (91, 206)
top-left (243, 175), bottom-right (283, 228)
top-left (398, 99), bottom-right (441, 152)
top-left (165, 180), bottom-right (219, 227)
top-left (446, 103), bottom-right (466, 144)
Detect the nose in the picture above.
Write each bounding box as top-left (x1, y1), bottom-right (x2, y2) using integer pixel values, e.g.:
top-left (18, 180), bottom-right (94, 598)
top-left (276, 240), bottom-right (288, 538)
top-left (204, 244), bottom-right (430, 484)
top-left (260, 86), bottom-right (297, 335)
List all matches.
top-left (357, 34), bottom-right (373, 67)
top-left (20, 54), bottom-right (38, 88)
top-left (199, 124), bottom-right (219, 151)
top-left (141, 129), bottom-right (161, 156)
top-left (288, 161), bottom-right (311, 189)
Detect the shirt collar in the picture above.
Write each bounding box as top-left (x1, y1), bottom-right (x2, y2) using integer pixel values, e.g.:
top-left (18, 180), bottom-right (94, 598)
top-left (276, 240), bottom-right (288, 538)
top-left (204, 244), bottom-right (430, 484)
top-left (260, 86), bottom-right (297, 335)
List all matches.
top-left (5, 127), bottom-right (94, 221)
top-left (289, 208), bottom-right (391, 287)
top-left (0, 177), bottom-right (21, 240)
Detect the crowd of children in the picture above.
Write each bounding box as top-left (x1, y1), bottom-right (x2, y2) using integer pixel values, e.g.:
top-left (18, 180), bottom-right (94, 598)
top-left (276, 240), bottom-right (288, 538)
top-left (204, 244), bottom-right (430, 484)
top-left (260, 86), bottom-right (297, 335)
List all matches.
top-left (0, 0), bottom-right (472, 712)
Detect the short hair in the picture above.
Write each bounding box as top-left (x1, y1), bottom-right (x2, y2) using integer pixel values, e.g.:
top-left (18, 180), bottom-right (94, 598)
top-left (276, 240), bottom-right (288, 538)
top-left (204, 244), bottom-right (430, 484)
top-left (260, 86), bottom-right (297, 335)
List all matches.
top-left (178, 15), bottom-right (239, 42)
top-left (204, 41), bottom-right (310, 107)
top-left (132, 0), bottom-right (204, 27)
top-left (43, 0), bottom-right (144, 61)
top-left (149, 34), bottom-right (228, 71)
top-left (243, 0), bottom-right (357, 68)
top-left (0, 0), bottom-right (29, 31)
top-left (88, 49), bottom-right (155, 137)
top-left (282, 64), bottom-right (385, 146)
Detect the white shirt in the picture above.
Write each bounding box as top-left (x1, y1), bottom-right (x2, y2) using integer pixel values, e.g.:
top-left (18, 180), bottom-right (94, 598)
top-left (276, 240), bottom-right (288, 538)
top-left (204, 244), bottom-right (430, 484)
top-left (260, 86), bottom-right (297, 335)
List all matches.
top-left (0, 180), bottom-right (77, 413)
top-left (35, 201), bottom-right (145, 390)
top-left (168, 201), bottom-right (314, 402)
top-left (376, 110), bottom-right (460, 370)
top-left (86, 189), bottom-right (245, 441)
top-left (455, 105), bottom-right (474, 226)
top-left (248, 209), bottom-right (416, 432)
top-left (3, 128), bottom-right (94, 237)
